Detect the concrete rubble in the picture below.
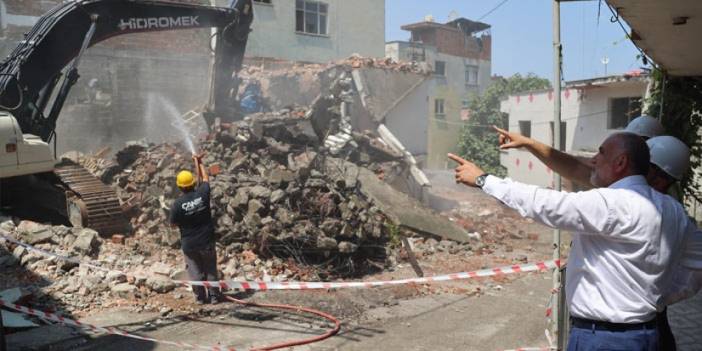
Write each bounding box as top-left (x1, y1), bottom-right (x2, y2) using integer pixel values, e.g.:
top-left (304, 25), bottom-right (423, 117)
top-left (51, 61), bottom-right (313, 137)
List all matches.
top-left (0, 57), bottom-right (484, 319)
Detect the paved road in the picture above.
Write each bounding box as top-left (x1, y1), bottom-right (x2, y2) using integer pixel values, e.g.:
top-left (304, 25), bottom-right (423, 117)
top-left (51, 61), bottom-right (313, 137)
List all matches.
top-left (9, 273), bottom-right (555, 351)
top-left (669, 290), bottom-right (702, 350)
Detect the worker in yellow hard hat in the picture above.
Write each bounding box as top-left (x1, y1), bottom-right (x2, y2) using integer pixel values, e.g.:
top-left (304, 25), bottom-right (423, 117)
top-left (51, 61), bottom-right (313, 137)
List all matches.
top-left (169, 153), bottom-right (223, 305)
top-left (176, 170), bottom-right (196, 189)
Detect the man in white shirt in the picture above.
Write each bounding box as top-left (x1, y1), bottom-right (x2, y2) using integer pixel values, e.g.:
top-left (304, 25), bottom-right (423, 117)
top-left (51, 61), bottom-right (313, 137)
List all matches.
top-left (493, 126), bottom-right (702, 350)
top-left (448, 132), bottom-right (702, 351)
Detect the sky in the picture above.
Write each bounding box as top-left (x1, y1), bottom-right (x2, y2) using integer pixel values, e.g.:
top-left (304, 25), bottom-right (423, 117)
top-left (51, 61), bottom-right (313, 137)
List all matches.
top-left (386, 0), bottom-right (646, 83)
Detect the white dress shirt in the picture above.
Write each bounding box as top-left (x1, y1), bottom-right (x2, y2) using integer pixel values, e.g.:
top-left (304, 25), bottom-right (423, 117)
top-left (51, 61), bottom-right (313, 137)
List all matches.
top-left (482, 175), bottom-right (702, 323)
top-left (663, 229), bottom-right (702, 305)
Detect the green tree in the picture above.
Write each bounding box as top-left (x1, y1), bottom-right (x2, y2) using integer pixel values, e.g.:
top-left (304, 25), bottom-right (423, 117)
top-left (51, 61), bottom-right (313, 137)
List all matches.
top-left (645, 69), bottom-right (702, 201)
top-left (457, 73), bottom-right (551, 176)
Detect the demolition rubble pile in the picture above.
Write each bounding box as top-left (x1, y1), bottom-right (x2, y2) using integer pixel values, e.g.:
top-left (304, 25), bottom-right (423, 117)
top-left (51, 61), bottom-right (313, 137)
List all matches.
top-left (0, 57), bottom-right (473, 314)
top-left (235, 55), bottom-right (431, 115)
top-left (339, 55), bottom-right (432, 73)
top-left (99, 57), bottom-right (436, 278)
top-left (240, 55), bottom-right (431, 81)
top-left (109, 108), bottom-right (407, 278)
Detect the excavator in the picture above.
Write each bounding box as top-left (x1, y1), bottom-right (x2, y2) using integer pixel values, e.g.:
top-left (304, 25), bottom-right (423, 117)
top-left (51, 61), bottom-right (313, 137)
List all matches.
top-left (0, 0), bottom-right (253, 235)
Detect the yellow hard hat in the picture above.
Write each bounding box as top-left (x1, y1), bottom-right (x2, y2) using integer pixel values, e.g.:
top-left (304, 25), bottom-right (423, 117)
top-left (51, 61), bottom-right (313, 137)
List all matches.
top-left (176, 170), bottom-right (196, 188)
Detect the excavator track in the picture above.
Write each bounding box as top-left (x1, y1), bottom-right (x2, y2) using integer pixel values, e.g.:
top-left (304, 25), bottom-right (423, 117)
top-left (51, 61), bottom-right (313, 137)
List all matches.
top-left (53, 161), bottom-right (130, 236)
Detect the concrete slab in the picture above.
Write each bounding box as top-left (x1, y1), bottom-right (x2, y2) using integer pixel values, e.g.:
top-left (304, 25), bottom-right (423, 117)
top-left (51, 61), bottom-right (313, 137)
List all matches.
top-left (353, 68), bottom-right (428, 122)
top-left (2, 310), bottom-right (38, 328)
top-left (322, 158), bottom-right (470, 243)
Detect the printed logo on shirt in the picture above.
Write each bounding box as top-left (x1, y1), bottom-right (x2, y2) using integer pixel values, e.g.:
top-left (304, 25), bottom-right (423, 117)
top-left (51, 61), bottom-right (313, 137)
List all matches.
top-left (181, 197), bottom-right (205, 214)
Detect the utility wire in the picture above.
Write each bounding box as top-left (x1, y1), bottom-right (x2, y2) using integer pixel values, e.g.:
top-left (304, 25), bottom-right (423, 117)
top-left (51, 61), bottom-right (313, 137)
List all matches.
top-left (605, 3), bottom-right (656, 70)
top-left (428, 106), bottom-right (626, 128)
top-left (478, 0), bottom-right (510, 21)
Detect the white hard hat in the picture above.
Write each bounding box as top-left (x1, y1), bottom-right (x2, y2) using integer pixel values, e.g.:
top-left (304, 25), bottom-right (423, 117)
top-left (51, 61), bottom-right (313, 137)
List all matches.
top-left (646, 136), bottom-right (690, 180)
top-left (625, 115), bottom-right (664, 138)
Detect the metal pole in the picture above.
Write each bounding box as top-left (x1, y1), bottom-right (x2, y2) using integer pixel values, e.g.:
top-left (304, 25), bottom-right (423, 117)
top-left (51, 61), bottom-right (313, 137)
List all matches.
top-left (552, 1), bottom-right (566, 350)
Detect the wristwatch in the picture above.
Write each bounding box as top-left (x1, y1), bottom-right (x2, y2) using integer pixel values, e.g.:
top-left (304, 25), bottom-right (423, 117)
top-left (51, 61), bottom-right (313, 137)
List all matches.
top-left (475, 173), bottom-right (489, 188)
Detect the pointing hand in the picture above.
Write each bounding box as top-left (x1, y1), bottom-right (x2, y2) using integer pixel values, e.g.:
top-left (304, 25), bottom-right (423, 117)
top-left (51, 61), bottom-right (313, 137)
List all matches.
top-left (493, 126), bottom-right (533, 150)
top-left (448, 153), bottom-right (485, 187)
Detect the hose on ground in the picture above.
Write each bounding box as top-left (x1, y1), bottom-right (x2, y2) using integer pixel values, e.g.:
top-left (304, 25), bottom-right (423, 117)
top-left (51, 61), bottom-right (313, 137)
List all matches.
top-left (225, 295), bottom-right (341, 350)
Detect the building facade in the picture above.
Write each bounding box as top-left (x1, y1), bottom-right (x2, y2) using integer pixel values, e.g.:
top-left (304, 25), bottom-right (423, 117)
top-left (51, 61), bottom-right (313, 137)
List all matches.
top-left (385, 17), bottom-right (492, 169)
top-left (499, 73), bottom-right (649, 188)
top-left (246, 0), bottom-right (385, 63)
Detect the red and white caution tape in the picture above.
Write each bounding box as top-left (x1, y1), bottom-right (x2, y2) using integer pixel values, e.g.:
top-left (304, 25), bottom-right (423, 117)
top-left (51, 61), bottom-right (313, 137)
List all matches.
top-left (0, 298), bottom-right (236, 351)
top-left (2, 233), bottom-right (564, 349)
top-left (2, 232), bottom-right (562, 291)
top-left (176, 259), bottom-right (562, 291)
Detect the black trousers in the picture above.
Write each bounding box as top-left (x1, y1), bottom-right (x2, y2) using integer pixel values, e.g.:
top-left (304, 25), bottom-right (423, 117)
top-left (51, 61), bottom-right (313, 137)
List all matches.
top-left (183, 245), bottom-right (222, 302)
top-left (657, 308), bottom-right (676, 351)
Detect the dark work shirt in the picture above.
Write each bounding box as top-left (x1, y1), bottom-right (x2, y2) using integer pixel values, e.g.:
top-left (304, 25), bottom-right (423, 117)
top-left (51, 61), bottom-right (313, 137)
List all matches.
top-left (169, 183), bottom-right (215, 251)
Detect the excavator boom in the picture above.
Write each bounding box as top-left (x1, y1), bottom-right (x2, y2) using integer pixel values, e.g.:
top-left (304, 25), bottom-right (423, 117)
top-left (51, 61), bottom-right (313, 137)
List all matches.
top-left (0, 0), bottom-right (253, 142)
top-left (0, 0), bottom-right (253, 236)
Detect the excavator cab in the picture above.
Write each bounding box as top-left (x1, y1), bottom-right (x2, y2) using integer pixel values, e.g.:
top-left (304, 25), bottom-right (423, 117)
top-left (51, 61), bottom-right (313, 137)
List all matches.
top-left (0, 112), bottom-right (54, 179)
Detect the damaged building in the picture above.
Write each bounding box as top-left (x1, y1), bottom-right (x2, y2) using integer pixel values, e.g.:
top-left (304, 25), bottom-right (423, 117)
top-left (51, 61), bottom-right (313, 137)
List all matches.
top-left (0, 58), bottom-right (478, 316)
top-left (0, 0), bottom-right (386, 157)
top-left (386, 16), bottom-right (492, 169)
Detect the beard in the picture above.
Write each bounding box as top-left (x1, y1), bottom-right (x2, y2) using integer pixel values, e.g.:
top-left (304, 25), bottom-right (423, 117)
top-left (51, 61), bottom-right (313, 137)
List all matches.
top-left (590, 170), bottom-right (602, 188)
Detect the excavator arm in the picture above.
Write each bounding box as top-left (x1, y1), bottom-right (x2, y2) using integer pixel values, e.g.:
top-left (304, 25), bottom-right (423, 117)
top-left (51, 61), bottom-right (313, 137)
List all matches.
top-left (0, 0), bottom-right (253, 142)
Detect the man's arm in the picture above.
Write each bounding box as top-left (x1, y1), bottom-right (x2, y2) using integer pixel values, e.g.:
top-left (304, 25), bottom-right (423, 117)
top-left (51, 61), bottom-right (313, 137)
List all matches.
top-left (449, 153), bottom-right (635, 239)
top-left (679, 221), bottom-right (702, 270)
top-left (480, 175), bottom-right (625, 235)
top-left (193, 154), bottom-right (209, 183)
top-left (494, 126), bottom-right (593, 187)
top-left (663, 267), bottom-right (702, 306)
top-left (168, 202), bottom-right (179, 228)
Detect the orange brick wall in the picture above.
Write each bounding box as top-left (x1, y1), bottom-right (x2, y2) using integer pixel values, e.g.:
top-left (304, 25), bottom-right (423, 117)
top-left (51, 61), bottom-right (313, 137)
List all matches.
top-left (409, 26), bottom-right (491, 61)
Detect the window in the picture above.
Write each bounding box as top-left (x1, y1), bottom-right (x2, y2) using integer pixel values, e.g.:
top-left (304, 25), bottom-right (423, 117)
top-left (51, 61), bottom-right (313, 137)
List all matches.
top-left (434, 60), bottom-right (446, 76)
top-left (465, 65), bottom-right (479, 86)
top-left (549, 121), bottom-right (566, 150)
top-left (608, 97), bottom-right (642, 129)
top-left (435, 99), bottom-right (445, 116)
top-left (296, 0), bottom-right (328, 35)
top-left (462, 99), bottom-right (470, 109)
top-left (253, 0), bottom-right (272, 4)
top-left (518, 120), bottom-right (531, 138)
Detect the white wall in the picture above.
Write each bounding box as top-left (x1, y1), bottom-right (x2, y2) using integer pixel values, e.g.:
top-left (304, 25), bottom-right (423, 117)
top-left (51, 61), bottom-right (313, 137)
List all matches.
top-left (246, 0), bottom-right (385, 63)
top-left (572, 82), bottom-right (648, 152)
top-left (499, 89), bottom-right (578, 188)
top-left (384, 78), bottom-right (432, 156)
top-left (499, 80), bottom-right (647, 188)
